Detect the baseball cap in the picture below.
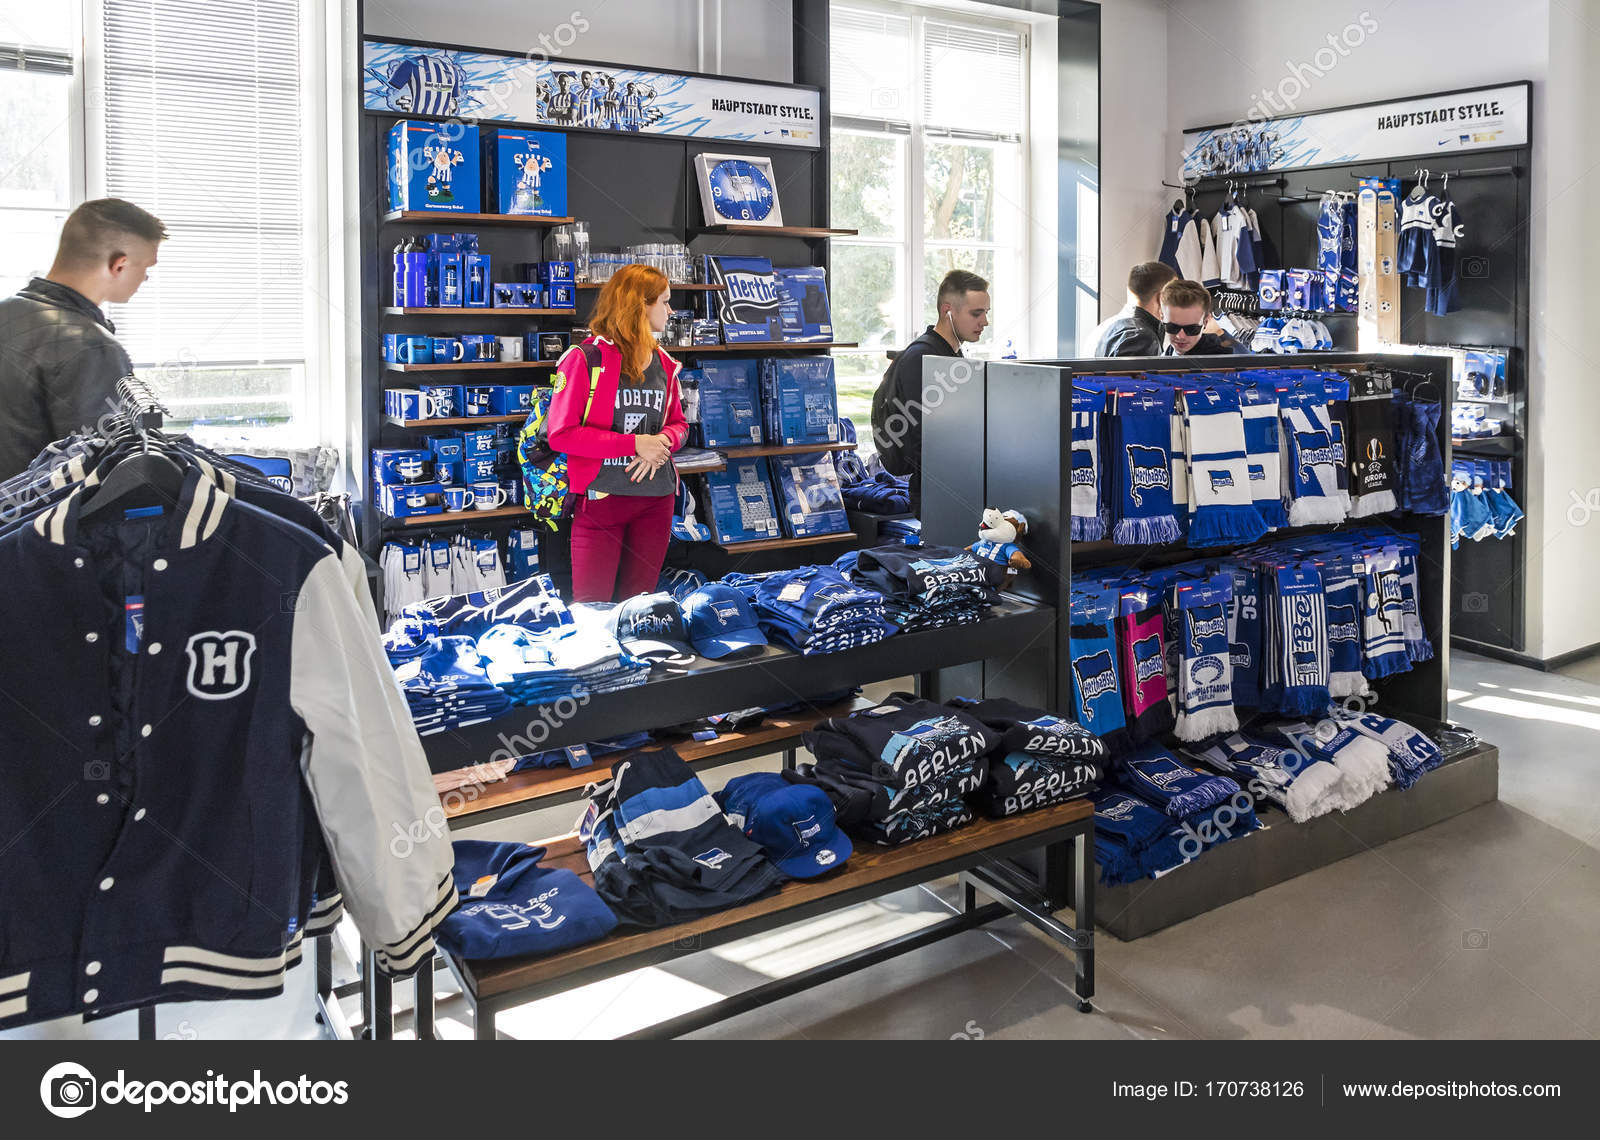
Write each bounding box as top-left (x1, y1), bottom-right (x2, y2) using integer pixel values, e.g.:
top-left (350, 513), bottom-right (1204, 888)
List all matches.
top-left (683, 584), bottom-right (767, 660)
top-left (717, 773), bottom-right (852, 879)
top-left (608, 592), bottom-right (695, 663)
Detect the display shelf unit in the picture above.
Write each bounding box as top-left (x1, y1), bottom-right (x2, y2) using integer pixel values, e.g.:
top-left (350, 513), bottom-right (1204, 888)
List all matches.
top-left (384, 361), bottom-right (556, 372)
top-left (574, 281), bottom-right (726, 291)
top-left (719, 441), bottom-right (854, 458)
top-left (384, 413), bottom-right (528, 429)
top-left (381, 505), bottom-right (531, 529)
top-left (922, 351), bottom-right (1496, 936)
top-left (674, 341), bottom-right (858, 354)
top-left (714, 532), bottom-right (854, 554)
top-left (382, 211), bottom-right (575, 226)
top-left (383, 307), bottom-right (576, 317)
top-left (693, 224), bottom-right (858, 239)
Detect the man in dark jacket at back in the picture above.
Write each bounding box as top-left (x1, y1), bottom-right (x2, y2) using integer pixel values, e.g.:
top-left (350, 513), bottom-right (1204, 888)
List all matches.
top-left (0, 198), bottom-right (166, 479)
top-left (870, 269), bottom-right (990, 514)
top-left (1090, 261), bottom-right (1176, 357)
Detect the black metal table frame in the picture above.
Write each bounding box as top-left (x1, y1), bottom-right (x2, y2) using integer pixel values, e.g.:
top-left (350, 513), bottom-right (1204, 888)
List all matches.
top-left (435, 815), bottom-right (1094, 1041)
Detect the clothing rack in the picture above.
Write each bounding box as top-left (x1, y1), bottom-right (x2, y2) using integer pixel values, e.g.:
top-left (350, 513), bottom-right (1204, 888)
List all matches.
top-left (112, 373), bottom-right (168, 433)
top-left (1347, 165), bottom-right (1521, 181)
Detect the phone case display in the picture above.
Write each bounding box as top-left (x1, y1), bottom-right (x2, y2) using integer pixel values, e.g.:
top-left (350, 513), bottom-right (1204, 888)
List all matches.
top-left (389, 119), bottom-right (481, 213)
top-left (693, 153), bottom-right (783, 226)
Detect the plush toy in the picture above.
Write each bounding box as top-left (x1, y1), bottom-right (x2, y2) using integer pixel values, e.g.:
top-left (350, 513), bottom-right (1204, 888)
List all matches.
top-left (967, 508), bottom-right (1032, 587)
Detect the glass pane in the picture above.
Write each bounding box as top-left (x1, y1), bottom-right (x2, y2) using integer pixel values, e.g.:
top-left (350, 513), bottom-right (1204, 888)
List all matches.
top-left (924, 142), bottom-right (998, 242)
top-left (156, 365), bottom-right (300, 432)
top-left (830, 130), bottom-right (904, 239)
top-left (0, 206), bottom-right (66, 296)
top-left (922, 246), bottom-right (997, 346)
top-left (923, 19), bottom-right (1024, 136)
top-left (833, 352), bottom-right (885, 449)
top-left (0, 70), bottom-right (72, 207)
top-left (832, 242), bottom-right (902, 350)
top-left (830, 4), bottom-right (911, 121)
top-left (0, 1), bottom-right (74, 47)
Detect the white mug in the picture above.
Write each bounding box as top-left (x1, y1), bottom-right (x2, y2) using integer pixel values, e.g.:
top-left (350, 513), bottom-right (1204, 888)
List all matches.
top-left (497, 336), bottom-right (524, 361)
top-left (470, 482), bottom-right (509, 510)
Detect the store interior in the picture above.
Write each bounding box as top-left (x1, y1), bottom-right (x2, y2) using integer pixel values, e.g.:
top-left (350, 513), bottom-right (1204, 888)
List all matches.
top-left (1, 0), bottom-right (1597, 1046)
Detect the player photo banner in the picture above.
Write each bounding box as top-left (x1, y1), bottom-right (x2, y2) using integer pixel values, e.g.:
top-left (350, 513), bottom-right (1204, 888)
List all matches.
top-left (364, 40), bottom-right (821, 149)
top-left (1180, 83), bottom-right (1529, 178)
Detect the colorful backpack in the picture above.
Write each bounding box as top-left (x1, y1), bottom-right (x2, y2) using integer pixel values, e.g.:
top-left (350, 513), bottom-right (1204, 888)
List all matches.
top-left (516, 342), bottom-right (600, 529)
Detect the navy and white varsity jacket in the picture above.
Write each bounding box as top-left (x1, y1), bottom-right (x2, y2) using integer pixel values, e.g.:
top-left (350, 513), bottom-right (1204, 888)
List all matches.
top-left (0, 469), bottom-right (454, 1029)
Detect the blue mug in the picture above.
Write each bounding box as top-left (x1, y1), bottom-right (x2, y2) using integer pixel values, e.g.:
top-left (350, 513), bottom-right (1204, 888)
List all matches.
top-left (470, 481), bottom-right (509, 510)
top-left (443, 487), bottom-right (470, 511)
top-left (430, 337), bottom-right (465, 362)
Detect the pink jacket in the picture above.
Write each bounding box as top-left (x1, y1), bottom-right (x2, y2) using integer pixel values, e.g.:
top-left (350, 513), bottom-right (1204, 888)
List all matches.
top-left (546, 335), bottom-right (689, 495)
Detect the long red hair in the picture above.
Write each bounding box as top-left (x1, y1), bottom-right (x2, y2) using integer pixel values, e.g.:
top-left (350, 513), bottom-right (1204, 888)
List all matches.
top-left (589, 263), bottom-right (669, 382)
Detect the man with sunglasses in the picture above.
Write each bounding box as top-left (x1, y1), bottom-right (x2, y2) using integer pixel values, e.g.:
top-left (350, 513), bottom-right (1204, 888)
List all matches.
top-left (1159, 278), bottom-right (1248, 356)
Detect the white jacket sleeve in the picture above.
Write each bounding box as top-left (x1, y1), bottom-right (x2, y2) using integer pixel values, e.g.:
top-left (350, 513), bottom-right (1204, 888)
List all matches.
top-left (290, 554), bottom-right (457, 976)
top-left (1200, 217), bottom-right (1222, 289)
top-left (1176, 217), bottom-right (1203, 282)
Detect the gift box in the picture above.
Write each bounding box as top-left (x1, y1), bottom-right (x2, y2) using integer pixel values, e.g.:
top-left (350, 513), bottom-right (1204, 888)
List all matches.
top-left (388, 119), bottom-right (481, 214)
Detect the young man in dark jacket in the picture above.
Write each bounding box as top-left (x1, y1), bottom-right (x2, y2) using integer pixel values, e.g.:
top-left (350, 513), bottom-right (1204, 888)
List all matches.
top-left (1159, 277), bottom-right (1248, 356)
top-left (1090, 261), bottom-right (1176, 357)
top-left (0, 198), bottom-right (166, 479)
top-left (870, 269), bottom-right (990, 513)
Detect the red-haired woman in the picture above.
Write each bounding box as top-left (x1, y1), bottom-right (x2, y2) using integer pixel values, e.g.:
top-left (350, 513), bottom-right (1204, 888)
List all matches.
top-left (547, 263), bottom-right (688, 602)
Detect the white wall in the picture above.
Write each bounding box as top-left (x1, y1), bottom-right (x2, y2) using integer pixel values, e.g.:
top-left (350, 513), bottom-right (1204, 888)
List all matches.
top-left (361, 0), bottom-right (794, 81)
top-left (1093, 0), bottom-right (1169, 337)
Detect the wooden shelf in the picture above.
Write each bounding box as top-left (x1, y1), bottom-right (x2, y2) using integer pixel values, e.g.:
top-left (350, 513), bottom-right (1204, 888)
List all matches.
top-left (384, 361), bottom-right (556, 372)
top-left (382, 506), bottom-right (531, 528)
top-left (382, 211), bottom-right (575, 226)
top-left (695, 224), bottom-right (858, 239)
top-left (385, 413), bottom-right (529, 429)
top-left (719, 441), bottom-right (855, 458)
top-left (715, 532), bottom-right (854, 553)
top-left (677, 341), bottom-right (857, 354)
top-left (575, 282), bottom-right (726, 291)
top-left (385, 307), bottom-right (576, 317)
top-left (674, 461), bottom-right (726, 474)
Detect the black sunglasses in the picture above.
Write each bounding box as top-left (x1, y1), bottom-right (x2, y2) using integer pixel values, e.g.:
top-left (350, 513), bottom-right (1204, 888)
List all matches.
top-left (1163, 321), bottom-right (1203, 337)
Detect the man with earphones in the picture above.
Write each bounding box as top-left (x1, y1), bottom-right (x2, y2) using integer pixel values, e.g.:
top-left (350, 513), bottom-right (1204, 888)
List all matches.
top-left (871, 269), bottom-right (990, 514)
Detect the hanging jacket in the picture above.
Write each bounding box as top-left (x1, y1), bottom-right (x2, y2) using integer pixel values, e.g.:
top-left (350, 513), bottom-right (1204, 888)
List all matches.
top-left (1198, 217), bottom-right (1221, 288)
top-left (1158, 209), bottom-right (1204, 282)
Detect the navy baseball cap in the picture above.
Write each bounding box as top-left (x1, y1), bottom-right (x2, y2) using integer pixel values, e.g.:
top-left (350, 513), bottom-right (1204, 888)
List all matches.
top-left (717, 773), bottom-right (851, 879)
top-left (683, 584), bottom-right (767, 659)
top-left (608, 592), bottom-right (695, 663)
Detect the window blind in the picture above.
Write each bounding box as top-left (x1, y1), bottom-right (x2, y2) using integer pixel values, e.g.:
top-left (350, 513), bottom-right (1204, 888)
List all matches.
top-left (922, 18), bottom-right (1023, 140)
top-left (830, 5), bottom-right (912, 122)
top-left (100, 0), bottom-right (304, 366)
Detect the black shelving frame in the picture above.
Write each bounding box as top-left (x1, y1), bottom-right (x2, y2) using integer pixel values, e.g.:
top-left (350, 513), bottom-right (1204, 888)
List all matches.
top-left (1176, 82), bottom-right (1533, 653)
top-left (353, 6), bottom-right (852, 585)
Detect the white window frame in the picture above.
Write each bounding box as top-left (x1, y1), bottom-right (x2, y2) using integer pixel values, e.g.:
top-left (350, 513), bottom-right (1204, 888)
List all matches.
top-left (79, 0), bottom-right (330, 446)
top-left (830, 0), bottom-right (1031, 363)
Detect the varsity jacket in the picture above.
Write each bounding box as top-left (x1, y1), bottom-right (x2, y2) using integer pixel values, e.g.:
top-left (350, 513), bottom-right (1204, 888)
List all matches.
top-left (546, 336), bottom-right (689, 496)
top-left (0, 469), bottom-right (454, 1029)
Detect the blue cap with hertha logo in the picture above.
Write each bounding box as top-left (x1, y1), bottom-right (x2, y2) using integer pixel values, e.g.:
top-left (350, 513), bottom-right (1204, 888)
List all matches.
top-left (683, 584), bottom-right (767, 659)
top-left (716, 773), bottom-right (851, 878)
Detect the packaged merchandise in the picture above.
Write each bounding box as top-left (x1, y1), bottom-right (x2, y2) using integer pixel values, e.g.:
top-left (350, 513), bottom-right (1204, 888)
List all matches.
top-left (388, 119), bottom-right (481, 213)
top-left (483, 127), bottom-right (568, 217)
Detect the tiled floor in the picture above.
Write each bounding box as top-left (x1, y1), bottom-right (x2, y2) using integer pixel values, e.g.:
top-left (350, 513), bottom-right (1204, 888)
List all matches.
top-left (8, 652), bottom-right (1597, 1041)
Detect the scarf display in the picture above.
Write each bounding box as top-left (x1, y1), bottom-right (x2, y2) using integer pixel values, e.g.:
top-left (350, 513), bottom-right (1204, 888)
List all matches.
top-left (1322, 561), bottom-right (1372, 699)
top-left (1182, 383), bottom-right (1269, 547)
top-left (1070, 386), bottom-right (1106, 541)
top-left (1393, 392), bottom-right (1450, 515)
top-left (1092, 789), bottom-right (1187, 887)
top-left (1399, 551), bottom-right (1433, 662)
top-left (1222, 561), bottom-right (1262, 708)
top-left (1116, 590), bottom-right (1174, 742)
top-left (1361, 548), bottom-right (1412, 679)
top-left (1274, 719), bottom-right (1392, 810)
top-left (1267, 564), bottom-right (1330, 717)
top-left (1346, 371), bottom-right (1399, 517)
top-left (1339, 710), bottom-right (1444, 789)
top-left (1069, 588), bottom-right (1129, 752)
top-left (1280, 378), bottom-right (1349, 526)
top-left (1116, 743), bottom-right (1241, 818)
top-left (1111, 387), bottom-right (1182, 544)
top-left (1324, 374), bottom-right (1353, 509)
top-left (1172, 572), bottom-right (1238, 741)
top-left (1189, 733), bottom-right (1346, 824)
top-left (1236, 378), bottom-right (1289, 529)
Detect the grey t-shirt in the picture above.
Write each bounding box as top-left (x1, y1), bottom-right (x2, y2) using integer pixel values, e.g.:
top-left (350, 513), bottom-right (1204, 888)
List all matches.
top-left (588, 355), bottom-right (673, 497)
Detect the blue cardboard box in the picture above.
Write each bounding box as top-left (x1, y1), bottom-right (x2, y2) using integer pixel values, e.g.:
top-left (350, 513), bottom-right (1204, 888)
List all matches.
top-left (427, 251), bottom-right (464, 307)
top-left (380, 482), bottom-right (445, 519)
top-left (426, 435), bottom-right (464, 463)
top-left (460, 427), bottom-right (498, 460)
top-left (697, 358), bottom-right (764, 447)
top-left (388, 119), bottom-right (481, 214)
top-left (546, 283), bottom-right (576, 309)
top-left (536, 261), bottom-right (575, 284)
top-left (464, 455), bottom-right (501, 482)
top-left (484, 127), bottom-right (568, 217)
top-left (463, 253), bottom-right (491, 307)
top-left (759, 357), bottom-right (839, 445)
top-left (769, 453), bottom-right (850, 538)
top-left (703, 458), bottom-right (780, 543)
top-left (371, 448), bottom-right (433, 486)
top-left (490, 385), bottom-right (538, 415)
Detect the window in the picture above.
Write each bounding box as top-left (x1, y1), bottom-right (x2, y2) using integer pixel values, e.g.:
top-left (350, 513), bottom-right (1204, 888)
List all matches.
top-left (94, 0), bottom-right (311, 438)
top-left (0, 3), bottom-right (78, 299)
top-left (829, 1), bottom-right (1028, 434)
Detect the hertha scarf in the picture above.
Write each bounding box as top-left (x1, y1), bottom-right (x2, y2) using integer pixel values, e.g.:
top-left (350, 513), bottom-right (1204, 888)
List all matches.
top-left (1111, 387), bottom-right (1181, 545)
